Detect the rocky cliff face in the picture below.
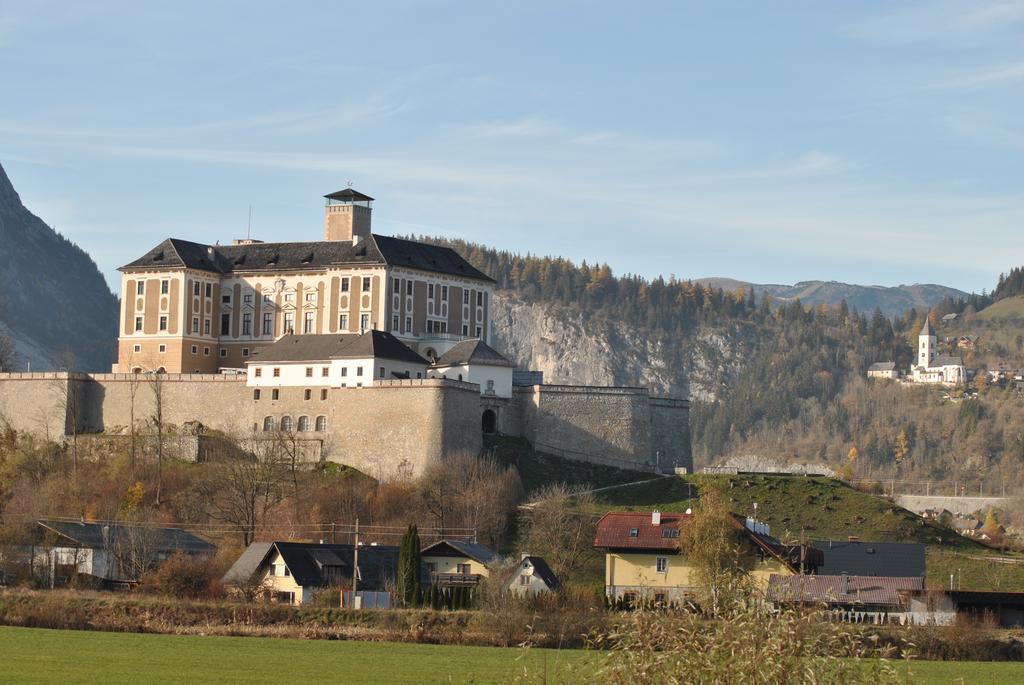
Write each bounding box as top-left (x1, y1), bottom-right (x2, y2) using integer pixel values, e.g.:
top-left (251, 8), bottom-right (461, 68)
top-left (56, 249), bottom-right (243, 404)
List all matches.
top-left (490, 294), bottom-right (748, 401)
top-left (0, 162), bottom-right (118, 371)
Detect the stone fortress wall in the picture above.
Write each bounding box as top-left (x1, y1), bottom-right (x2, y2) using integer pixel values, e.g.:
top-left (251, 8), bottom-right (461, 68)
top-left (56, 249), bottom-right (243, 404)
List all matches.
top-left (0, 372), bottom-right (691, 478)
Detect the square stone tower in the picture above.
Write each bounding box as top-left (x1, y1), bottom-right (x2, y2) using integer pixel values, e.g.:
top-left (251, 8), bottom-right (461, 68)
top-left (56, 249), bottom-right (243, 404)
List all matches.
top-left (324, 187), bottom-right (374, 243)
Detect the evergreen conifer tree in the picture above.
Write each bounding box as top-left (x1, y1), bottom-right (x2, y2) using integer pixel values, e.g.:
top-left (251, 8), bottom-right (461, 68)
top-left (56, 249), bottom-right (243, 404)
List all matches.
top-left (397, 524), bottom-right (422, 607)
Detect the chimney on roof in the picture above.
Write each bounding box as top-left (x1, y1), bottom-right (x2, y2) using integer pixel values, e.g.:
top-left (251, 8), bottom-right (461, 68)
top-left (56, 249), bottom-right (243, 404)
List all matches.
top-left (324, 187), bottom-right (373, 243)
top-left (652, 510), bottom-right (661, 525)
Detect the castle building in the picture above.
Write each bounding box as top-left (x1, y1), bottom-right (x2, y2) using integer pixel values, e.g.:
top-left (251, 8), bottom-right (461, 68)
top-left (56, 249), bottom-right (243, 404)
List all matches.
top-left (909, 318), bottom-right (965, 386)
top-left (114, 188), bottom-right (495, 374)
top-left (0, 186), bottom-right (691, 479)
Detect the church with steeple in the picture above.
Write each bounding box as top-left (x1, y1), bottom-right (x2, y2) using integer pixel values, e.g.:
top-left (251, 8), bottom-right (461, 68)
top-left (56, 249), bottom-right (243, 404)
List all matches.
top-left (909, 316), bottom-right (965, 386)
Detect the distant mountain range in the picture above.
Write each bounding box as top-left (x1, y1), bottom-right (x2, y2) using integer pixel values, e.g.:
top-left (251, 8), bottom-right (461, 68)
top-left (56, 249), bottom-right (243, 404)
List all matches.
top-left (0, 163), bottom-right (117, 371)
top-left (694, 278), bottom-right (968, 318)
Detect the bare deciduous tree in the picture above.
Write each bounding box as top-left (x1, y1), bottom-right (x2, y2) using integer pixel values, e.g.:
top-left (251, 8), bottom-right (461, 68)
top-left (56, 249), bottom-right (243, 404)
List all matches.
top-left (201, 443), bottom-right (289, 546)
top-left (147, 372), bottom-right (166, 505)
top-left (517, 484), bottom-right (599, 583)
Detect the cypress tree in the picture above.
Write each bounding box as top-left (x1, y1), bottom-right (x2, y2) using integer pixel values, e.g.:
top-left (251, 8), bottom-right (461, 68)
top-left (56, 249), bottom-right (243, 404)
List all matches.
top-left (397, 524), bottom-right (422, 607)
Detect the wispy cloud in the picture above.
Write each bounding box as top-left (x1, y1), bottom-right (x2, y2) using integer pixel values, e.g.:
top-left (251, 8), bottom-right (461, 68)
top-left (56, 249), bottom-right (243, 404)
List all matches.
top-left (858, 0), bottom-right (1024, 44)
top-left (929, 61), bottom-right (1024, 91)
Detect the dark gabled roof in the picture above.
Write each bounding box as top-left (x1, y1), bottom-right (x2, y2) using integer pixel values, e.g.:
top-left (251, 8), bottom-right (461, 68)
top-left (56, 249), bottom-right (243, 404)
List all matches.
top-left (931, 354), bottom-right (964, 368)
top-left (226, 541), bottom-right (399, 590)
top-left (594, 512), bottom-right (687, 552)
top-left (371, 235), bottom-right (494, 282)
top-left (121, 238), bottom-right (387, 274)
top-left (520, 556), bottom-right (559, 589)
top-left (120, 234), bottom-right (493, 283)
top-left (420, 540), bottom-right (500, 566)
top-left (868, 362), bottom-right (896, 372)
top-left (811, 540), bottom-right (925, 578)
top-left (37, 519), bottom-right (215, 554)
top-left (324, 188), bottom-right (374, 202)
top-left (120, 238), bottom-right (232, 273)
top-left (248, 331), bottom-right (428, 365)
top-left (768, 574), bottom-right (923, 607)
top-left (431, 339), bottom-right (513, 368)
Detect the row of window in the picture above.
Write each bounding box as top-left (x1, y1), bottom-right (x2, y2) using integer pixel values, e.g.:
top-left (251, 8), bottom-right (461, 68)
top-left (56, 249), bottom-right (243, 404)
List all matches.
top-left (392, 278), bottom-right (484, 307)
top-left (254, 388), bottom-right (330, 401)
top-left (262, 415), bottom-right (327, 432)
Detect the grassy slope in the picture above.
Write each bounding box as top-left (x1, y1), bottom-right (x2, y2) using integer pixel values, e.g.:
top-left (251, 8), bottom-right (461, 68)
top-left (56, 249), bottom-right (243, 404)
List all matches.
top-left (2, 626), bottom-right (1021, 685)
top-left (592, 474), bottom-right (1024, 590)
top-left (486, 435), bottom-right (653, 494)
top-left (945, 296), bottom-right (1024, 365)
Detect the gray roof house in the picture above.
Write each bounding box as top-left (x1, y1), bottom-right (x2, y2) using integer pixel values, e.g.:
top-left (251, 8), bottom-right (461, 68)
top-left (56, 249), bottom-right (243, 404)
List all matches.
top-left (35, 519), bottom-right (215, 585)
top-left (811, 540), bottom-right (925, 579)
top-left (222, 541), bottom-right (399, 605)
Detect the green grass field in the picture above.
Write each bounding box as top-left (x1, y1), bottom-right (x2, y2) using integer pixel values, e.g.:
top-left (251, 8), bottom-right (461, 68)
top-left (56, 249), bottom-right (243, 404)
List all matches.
top-left (1, 626), bottom-right (1021, 684)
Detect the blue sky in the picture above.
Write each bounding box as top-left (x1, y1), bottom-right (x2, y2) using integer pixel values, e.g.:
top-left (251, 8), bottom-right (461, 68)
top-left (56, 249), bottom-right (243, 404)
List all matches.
top-left (2, 1), bottom-right (1022, 295)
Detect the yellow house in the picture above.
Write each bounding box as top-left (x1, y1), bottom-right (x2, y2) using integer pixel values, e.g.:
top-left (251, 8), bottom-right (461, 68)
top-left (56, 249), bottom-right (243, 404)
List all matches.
top-left (221, 541), bottom-right (399, 606)
top-left (594, 511), bottom-right (821, 605)
top-left (420, 540), bottom-right (499, 588)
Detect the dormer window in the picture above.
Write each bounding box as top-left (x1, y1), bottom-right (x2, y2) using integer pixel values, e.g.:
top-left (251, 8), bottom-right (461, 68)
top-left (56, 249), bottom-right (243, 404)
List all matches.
top-left (628, 528), bottom-right (639, 538)
top-left (301, 252), bottom-right (314, 264)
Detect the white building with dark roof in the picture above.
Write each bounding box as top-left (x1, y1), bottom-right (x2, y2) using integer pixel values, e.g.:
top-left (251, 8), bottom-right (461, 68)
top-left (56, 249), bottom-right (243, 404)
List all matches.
top-left (428, 338), bottom-right (515, 397)
top-left (910, 318), bottom-right (965, 386)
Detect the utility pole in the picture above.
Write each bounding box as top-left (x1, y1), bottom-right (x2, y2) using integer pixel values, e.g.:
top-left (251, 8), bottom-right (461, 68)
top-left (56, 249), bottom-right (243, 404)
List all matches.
top-left (351, 518), bottom-right (360, 609)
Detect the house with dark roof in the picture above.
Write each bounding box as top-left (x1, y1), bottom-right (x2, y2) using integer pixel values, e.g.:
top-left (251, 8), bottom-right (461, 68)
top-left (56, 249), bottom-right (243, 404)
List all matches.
top-left (33, 519), bottom-right (215, 585)
top-left (428, 338), bottom-right (515, 398)
top-left (247, 330), bottom-right (430, 401)
top-left (594, 511), bottom-right (821, 605)
top-left (506, 555), bottom-right (559, 596)
top-left (811, 539), bottom-right (925, 579)
top-left (420, 540), bottom-right (500, 588)
top-left (221, 540), bottom-right (398, 605)
top-left (114, 188), bottom-right (495, 374)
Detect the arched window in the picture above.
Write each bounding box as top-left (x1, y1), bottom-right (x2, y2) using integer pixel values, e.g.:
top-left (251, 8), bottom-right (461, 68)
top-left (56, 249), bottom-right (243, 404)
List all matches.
top-left (297, 416), bottom-right (310, 432)
top-left (131, 367), bottom-right (143, 374)
top-left (315, 416), bottom-right (327, 432)
top-left (280, 416), bottom-right (293, 432)
top-left (263, 416), bottom-right (275, 432)
top-left (458, 374), bottom-right (463, 381)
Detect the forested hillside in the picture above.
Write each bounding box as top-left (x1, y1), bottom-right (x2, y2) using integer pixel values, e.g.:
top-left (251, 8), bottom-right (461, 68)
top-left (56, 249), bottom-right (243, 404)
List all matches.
top-left (0, 163), bottom-right (117, 371)
top-left (426, 236), bottom-right (1024, 484)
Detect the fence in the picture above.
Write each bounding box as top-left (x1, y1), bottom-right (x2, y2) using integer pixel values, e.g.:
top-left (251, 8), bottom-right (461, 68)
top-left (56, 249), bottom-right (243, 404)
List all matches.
top-left (340, 590), bottom-right (391, 609)
top-left (848, 479), bottom-right (1013, 499)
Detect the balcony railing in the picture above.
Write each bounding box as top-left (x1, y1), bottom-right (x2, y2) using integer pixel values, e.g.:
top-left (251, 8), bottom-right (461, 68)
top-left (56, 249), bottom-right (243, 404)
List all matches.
top-left (424, 572), bottom-right (483, 587)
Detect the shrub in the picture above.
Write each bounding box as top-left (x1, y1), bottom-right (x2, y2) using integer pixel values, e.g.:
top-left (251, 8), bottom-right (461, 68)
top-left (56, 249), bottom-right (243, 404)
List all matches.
top-left (137, 552), bottom-right (220, 599)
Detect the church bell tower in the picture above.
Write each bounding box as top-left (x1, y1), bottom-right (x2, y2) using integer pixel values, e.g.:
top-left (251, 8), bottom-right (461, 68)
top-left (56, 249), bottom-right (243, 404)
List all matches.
top-left (918, 317), bottom-right (936, 368)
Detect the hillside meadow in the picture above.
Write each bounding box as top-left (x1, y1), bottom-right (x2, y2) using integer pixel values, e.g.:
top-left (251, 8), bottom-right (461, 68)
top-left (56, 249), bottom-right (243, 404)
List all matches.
top-left (588, 474), bottom-right (1024, 591)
